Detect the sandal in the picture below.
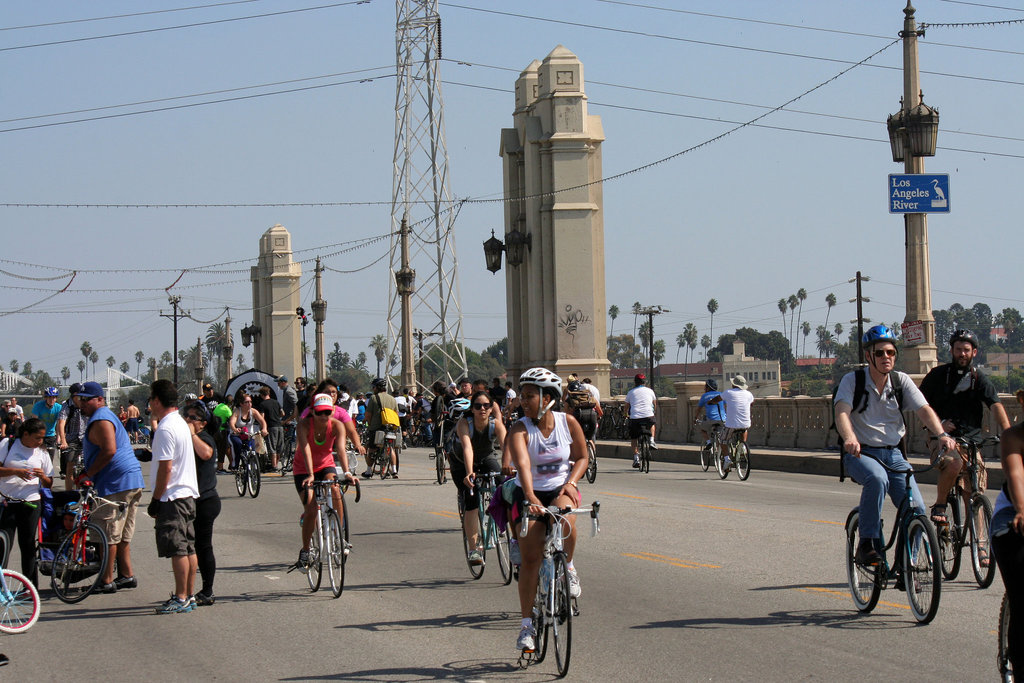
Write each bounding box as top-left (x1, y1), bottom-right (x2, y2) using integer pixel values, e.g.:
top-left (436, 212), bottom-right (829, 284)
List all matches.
top-left (978, 546), bottom-right (991, 568)
top-left (930, 504), bottom-right (949, 526)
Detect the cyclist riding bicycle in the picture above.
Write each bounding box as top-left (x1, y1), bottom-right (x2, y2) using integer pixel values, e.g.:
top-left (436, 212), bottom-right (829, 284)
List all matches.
top-left (834, 324), bottom-right (955, 565)
top-left (993, 393), bottom-right (1024, 675)
top-left (507, 367), bottom-right (588, 652)
top-left (563, 375), bottom-right (603, 455)
top-left (695, 379), bottom-right (726, 447)
top-left (452, 391), bottom-right (506, 566)
top-left (361, 378), bottom-right (400, 479)
top-left (625, 374), bottom-right (657, 469)
top-left (920, 328), bottom-right (1010, 530)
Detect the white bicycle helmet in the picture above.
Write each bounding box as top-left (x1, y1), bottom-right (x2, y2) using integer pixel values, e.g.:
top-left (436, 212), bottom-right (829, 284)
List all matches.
top-left (449, 398), bottom-right (471, 415)
top-left (518, 367), bottom-right (562, 394)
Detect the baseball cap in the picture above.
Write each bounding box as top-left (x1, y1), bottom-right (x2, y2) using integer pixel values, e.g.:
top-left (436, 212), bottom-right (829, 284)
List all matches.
top-left (277, 375), bottom-right (288, 382)
top-left (69, 382), bottom-right (84, 395)
top-left (76, 381), bottom-right (104, 399)
top-left (312, 394), bottom-right (334, 412)
top-left (203, 383), bottom-right (213, 390)
top-left (634, 373), bottom-right (646, 382)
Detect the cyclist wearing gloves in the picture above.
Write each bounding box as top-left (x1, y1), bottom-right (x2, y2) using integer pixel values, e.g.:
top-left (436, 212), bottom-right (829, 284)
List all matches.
top-left (834, 325), bottom-right (955, 565)
top-left (452, 391), bottom-right (506, 566)
top-left (507, 368), bottom-right (588, 653)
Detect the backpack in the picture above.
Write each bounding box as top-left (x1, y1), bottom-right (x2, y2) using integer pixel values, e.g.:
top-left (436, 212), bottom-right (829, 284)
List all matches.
top-left (565, 381), bottom-right (595, 410)
top-left (64, 404), bottom-right (83, 445)
top-left (829, 366), bottom-right (905, 482)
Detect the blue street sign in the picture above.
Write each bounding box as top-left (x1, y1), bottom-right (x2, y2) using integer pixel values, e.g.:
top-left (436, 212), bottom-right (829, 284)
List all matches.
top-left (888, 173), bottom-right (950, 214)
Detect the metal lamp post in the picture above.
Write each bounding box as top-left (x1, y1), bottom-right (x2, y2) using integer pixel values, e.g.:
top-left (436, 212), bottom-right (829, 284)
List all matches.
top-left (194, 338), bottom-right (205, 394)
top-left (296, 307), bottom-right (309, 381)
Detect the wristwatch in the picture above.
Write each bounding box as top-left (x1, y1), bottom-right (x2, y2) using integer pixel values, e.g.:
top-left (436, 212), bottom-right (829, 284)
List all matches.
top-left (939, 432), bottom-right (951, 439)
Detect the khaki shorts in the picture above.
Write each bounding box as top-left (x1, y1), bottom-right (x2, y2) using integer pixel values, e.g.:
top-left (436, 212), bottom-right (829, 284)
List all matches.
top-left (932, 441), bottom-right (989, 492)
top-left (92, 488), bottom-right (142, 545)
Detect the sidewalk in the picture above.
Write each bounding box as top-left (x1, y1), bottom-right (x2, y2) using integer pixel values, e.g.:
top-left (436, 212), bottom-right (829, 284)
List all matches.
top-left (596, 440), bottom-right (1006, 490)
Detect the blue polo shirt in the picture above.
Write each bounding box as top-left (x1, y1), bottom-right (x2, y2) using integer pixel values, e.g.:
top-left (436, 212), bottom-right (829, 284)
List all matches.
top-left (83, 405), bottom-right (144, 495)
top-left (698, 391), bottom-right (726, 422)
top-left (32, 400), bottom-right (63, 437)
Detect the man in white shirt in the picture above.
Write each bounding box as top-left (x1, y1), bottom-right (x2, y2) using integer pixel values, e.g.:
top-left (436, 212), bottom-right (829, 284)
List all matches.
top-left (146, 379), bottom-right (200, 614)
top-left (721, 375), bottom-right (755, 440)
top-left (625, 373), bottom-right (657, 468)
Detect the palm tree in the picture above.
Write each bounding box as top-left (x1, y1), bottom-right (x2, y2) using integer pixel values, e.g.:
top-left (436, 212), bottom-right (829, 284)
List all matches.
top-left (76, 359), bottom-right (86, 381)
top-left (824, 292), bottom-right (837, 332)
top-left (683, 323), bottom-right (698, 365)
top-left (688, 336), bottom-right (697, 366)
top-left (795, 288), bottom-right (807, 356)
top-left (777, 298), bottom-right (788, 338)
top-left (61, 366), bottom-right (70, 384)
top-left (675, 333), bottom-right (686, 364)
top-left (816, 325), bottom-right (831, 359)
top-left (22, 362), bottom-right (32, 378)
top-left (80, 341), bottom-right (92, 378)
top-left (801, 321), bottom-right (811, 357)
top-left (369, 334), bottom-right (387, 378)
top-left (205, 322), bottom-right (226, 384)
top-left (608, 305), bottom-right (620, 338)
top-left (119, 361), bottom-right (130, 374)
top-left (8, 360), bottom-right (17, 374)
top-left (106, 355), bottom-right (115, 370)
top-left (787, 294), bottom-right (799, 353)
top-left (834, 323), bottom-right (844, 357)
top-left (89, 350), bottom-right (99, 379)
top-left (134, 351), bottom-right (144, 379)
top-left (707, 299), bottom-right (719, 349)
top-left (701, 334), bottom-right (712, 361)
top-left (631, 302), bottom-right (642, 344)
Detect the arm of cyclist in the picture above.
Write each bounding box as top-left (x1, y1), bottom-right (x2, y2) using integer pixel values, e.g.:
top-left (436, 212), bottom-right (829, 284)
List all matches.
top-left (1001, 427), bottom-right (1024, 535)
top-left (834, 403), bottom-right (861, 458)
top-left (330, 419), bottom-right (357, 483)
top-left (296, 418), bottom-right (315, 488)
top-left (456, 417), bottom-right (475, 489)
top-left (253, 408), bottom-right (269, 437)
top-left (992, 400), bottom-right (1011, 433)
top-left (559, 414), bottom-right (588, 501)
top-left (228, 412), bottom-right (239, 434)
top-left (344, 419), bottom-right (366, 456)
top-left (915, 404), bottom-right (956, 454)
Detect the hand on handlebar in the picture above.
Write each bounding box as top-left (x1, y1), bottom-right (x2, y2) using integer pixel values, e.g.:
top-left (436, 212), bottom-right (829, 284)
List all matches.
top-left (843, 438), bottom-right (861, 458)
top-left (463, 472), bottom-right (475, 490)
top-left (302, 474), bottom-right (313, 488)
top-left (937, 434), bottom-right (957, 454)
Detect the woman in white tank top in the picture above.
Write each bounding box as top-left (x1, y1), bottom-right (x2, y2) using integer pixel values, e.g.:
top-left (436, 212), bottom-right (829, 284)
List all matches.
top-left (506, 368), bottom-right (588, 653)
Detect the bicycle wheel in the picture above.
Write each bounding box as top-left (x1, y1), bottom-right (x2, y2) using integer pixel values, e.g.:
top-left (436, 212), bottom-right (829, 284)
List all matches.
top-left (234, 457), bottom-right (247, 497)
top-left (247, 455), bottom-right (261, 498)
top-left (494, 519), bottom-right (512, 586)
top-left (700, 442), bottom-right (711, 472)
top-left (904, 515), bottom-right (941, 624)
top-left (640, 438), bottom-right (650, 474)
top-left (435, 447), bottom-right (447, 484)
top-left (306, 516), bottom-right (323, 593)
top-left (735, 442), bottom-right (751, 481)
top-left (845, 509), bottom-right (880, 613)
top-left (715, 444), bottom-right (731, 480)
top-left (968, 494), bottom-right (996, 588)
top-left (999, 592), bottom-right (1013, 683)
top-left (550, 552), bottom-right (573, 678)
top-left (461, 498), bottom-right (485, 581)
top-left (325, 508), bottom-right (345, 598)
top-left (0, 569), bottom-right (40, 633)
top-left (585, 441), bottom-right (597, 484)
top-left (938, 494), bottom-right (962, 581)
top-left (0, 530), bottom-right (10, 570)
top-left (51, 522), bottom-right (109, 604)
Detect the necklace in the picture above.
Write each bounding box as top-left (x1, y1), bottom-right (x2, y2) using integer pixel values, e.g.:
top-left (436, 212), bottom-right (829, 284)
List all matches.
top-left (313, 425), bottom-right (328, 445)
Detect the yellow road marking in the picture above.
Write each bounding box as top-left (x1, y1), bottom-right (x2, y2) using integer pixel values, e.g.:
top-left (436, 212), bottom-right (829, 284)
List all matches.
top-left (428, 510), bottom-right (460, 519)
top-left (375, 497), bottom-right (412, 506)
top-left (812, 519), bottom-right (843, 526)
top-left (596, 491), bottom-right (647, 500)
top-left (695, 504), bottom-right (746, 513)
top-left (622, 552), bottom-right (721, 570)
top-left (799, 586), bottom-right (909, 611)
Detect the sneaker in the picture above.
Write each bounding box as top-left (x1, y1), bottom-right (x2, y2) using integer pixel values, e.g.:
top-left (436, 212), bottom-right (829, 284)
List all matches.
top-left (468, 549), bottom-right (484, 566)
top-left (97, 582), bottom-right (117, 594)
top-left (632, 456), bottom-right (641, 469)
top-left (516, 625), bottom-right (536, 652)
top-left (194, 591), bottom-right (215, 606)
top-left (361, 469), bottom-right (373, 479)
top-left (298, 548), bottom-right (310, 574)
top-left (391, 470), bottom-right (399, 479)
top-left (854, 541), bottom-right (881, 566)
top-left (509, 540), bottom-right (521, 566)
top-left (722, 456), bottom-right (732, 470)
top-left (155, 595), bottom-right (193, 614)
top-left (649, 438), bottom-right (658, 450)
top-left (114, 575), bottom-right (138, 590)
top-left (567, 567), bottom-right (582, 598)
top-left (186, 595), bottom-right (197, 610)
top-left (343, 541), bottom-right (352, 557)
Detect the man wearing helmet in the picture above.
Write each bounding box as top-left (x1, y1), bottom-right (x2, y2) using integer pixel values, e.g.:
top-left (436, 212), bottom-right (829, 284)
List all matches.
top-left (834, 325), bottom-right (956, 565)
top-left (625, 374), bottom-right (658, 468)
top-left (362, 378), bottom-right (400, 479)
top-left (31, 387), bottom-right (63, 468)
top-left (696, 379), bottom-right (726, 447)
top-left (920, 329), bottom-right (1009, 530)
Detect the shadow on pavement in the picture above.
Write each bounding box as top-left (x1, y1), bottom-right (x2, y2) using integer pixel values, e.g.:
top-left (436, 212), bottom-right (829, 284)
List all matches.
top-left (335, 610), bottom-right (517, 633)
top-left (353, 527), bottom-right (458, 538)
top-left (632, 609), bottom-right (916, 631)
top-left (218, 561), bottom-right (294, 573)
top-left (279, 659), bottom-right (534, 681)
top-left (344, 577), bottom-right (491, 594)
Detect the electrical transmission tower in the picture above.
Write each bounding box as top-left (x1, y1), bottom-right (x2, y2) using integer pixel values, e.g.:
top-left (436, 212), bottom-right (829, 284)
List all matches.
top-left (387, 0), bottom-right (466, 389)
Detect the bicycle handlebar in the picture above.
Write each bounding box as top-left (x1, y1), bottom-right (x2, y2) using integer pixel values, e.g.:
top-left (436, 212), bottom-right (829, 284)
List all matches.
top-left (853, 449), bottom-right (937, 477)
top-left (955, 434), bottom-right (1000, 448)
top-left (519, 500), bottom-right (601, 538)
top-left (303, 477), bottom-right (361, 503)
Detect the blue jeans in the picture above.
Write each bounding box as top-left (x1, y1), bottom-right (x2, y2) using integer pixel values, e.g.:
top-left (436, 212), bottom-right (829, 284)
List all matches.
top-left (843, 446), bottom-right (925, 541)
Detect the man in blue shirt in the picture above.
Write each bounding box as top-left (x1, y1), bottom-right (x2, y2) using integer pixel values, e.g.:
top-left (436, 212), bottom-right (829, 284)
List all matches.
top-left (696, 379), bottom-right (726, 447)
top-left (31, 387), bottom-right (63, 466)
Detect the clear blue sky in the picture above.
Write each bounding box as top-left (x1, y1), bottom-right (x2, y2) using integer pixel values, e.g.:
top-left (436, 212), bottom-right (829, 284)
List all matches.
top-left (2, 0), bottom-right (1022, 380)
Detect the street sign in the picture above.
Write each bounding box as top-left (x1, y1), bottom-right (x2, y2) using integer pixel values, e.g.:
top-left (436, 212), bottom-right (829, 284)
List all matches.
top-left (901, 320), bottom-right (925, 345)
top-left (889, 174), bottom-right (950, 214)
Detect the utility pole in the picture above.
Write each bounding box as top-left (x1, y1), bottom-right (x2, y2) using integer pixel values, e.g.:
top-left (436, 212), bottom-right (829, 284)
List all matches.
top-left (394, 217), bottom-right (416, 390)
top-left (222, 312), bottom-right (234, 382)
top-left (296, 307), bottom-right (309, 381)
top-left (849, 272), bottom-right (872, 362)
top-left (160, 295), bottom-right (188, 386)
top-left (639, 305), bottom-right (669, 389)
top-left (414, 328), bottom-right (441, 389)
top-left (311, 257), bottom-right (327, 383)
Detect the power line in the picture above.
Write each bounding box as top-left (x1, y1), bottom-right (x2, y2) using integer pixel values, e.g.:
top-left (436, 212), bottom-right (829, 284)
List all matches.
top-left (1, 0), bottom-right (265, 31)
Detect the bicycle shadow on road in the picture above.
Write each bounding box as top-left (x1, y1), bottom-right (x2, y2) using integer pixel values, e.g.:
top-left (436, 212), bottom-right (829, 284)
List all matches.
top-left (632, 609), bottom-right (915, 631)
top-left (353, 527), bottom-right (459, 538)
top-left (344, 576), bottom-right (484, 594)
top-left (334, 610), bottom-right (517, 633)
top-left (279, 658), bottom-right (529, 681)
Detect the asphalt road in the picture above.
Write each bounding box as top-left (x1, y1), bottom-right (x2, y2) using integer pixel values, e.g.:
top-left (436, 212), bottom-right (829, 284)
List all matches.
top-left (2, 447), bottom-right (1006, 682)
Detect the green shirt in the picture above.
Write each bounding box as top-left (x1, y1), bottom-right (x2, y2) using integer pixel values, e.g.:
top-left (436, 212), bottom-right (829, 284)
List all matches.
top-left (213, 403), bottom-right (233, 432)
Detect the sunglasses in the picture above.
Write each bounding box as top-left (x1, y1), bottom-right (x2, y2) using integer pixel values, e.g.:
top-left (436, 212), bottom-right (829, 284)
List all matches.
top-left (873, 349), bottom-right (897, 358)
top-left (314, 410), bottom-right (332, 416)
top-left (184, 414), bottom-right (204, 422)
top-left (473, 402), bottom-right (491, 409)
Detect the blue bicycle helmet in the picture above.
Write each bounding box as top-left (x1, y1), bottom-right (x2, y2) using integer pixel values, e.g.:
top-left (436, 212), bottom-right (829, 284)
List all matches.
top-left (44, 386), bottom-right (58, 397)
top-left (862, 324), bottom-right (897, 347)
top-left (449, 398), bottom-right (471, 415)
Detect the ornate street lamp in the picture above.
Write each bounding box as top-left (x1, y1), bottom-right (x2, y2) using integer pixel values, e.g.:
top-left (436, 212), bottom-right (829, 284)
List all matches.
top-left (240, 323), bottom-right (261, 348)
top-left (394, 267), bottom-right (415, 295)
top-left (887, 98), bottom-right (939, 162)
top-left (483, 230), bottom-right (505, 273)
top-left (505, 229), bottom-right (532, 267)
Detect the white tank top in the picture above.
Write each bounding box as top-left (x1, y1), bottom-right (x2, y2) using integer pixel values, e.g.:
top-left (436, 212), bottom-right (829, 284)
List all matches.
top-left (515, 412), bottom-right (572, 491)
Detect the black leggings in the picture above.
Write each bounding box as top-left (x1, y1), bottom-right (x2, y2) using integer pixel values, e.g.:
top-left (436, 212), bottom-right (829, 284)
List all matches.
top-left (450, 454), bottom-right (501, 511)
top-left (194, 495), bottom-right (221, 595)
top-left (0, 502), bottom-right (40, 586)
top-left (994, 530), bottom-right (1024, 675)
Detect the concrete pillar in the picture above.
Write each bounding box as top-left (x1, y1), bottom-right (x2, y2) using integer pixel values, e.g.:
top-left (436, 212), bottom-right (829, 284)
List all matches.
top-left (250, 224), bottom-right (302, 379)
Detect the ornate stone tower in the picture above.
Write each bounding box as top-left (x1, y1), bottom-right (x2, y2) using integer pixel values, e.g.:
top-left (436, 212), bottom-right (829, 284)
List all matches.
top-left (249, 224), bottom-right (302, 378)
top-left (498, 46), bottom-right (610, 395)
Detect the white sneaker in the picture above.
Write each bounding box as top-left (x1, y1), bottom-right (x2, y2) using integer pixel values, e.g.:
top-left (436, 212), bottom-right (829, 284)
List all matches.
top-left (632, 456), bottom-right (641, 469)
top-left (649, 438), bottom-right (658, 450)
top-left (723, 456), bottom-right (732, 470)
top-left (516, 625), bottom-right (536, 651)
top-left (567, 567), bottom-right (581, 598)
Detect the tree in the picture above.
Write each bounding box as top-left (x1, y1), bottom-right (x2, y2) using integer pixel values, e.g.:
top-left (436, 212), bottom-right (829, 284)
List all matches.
top-left (206, 322), bottom-right (227, 385)
top-left (824, 292), bottom-right (837, 330)
top-left (816, 325), bottom-right (831, 358)
top-left (160, 351), bottom-right (173, 366)
top-left (631, 302), bottom-right (642, 343)
top-left (22, 362), bottom-right (32, 378)
top-left (481, 338), bottom-right (507, 366)
top-left (688, 336), bottom-right (697, 366)
top-left (701, 334), bottom-right (711, 361)
top-left (8, 360), bottom-right (17, 374)
top-left (683, 323), bottom-right (698, 365)
top-left (707, 299), bottom-right (719, 349)
top-left (135, 350), bottom-right (144, 379)
top-left (652, 339), bottom-right (666, 366)
top-left (80, 341), bottom-right (92, 378)
top-left (787, 294), bottom-right (799, 353)
top-left (106, 355), bottom-right (115, 370)
top-left (777, 298), bottom-right (788, 345)
top-left (676, 333), bottom-right (686, 364)
top-left (607, 334), bottom-right (641, 369)
top-left (61, 366), bottom-right (70, 383)
top-left (801, 321), bottom-right (811, 357)
top-left (369, 334), bottom-right (387, 378)
top-left (354, 352), bottom-right (368, 372)
top-left (119, 361), bottom-right (130, 374)
top-left (236, 353), bottom-right (248, 373)
top-left (638, 321), bottom-right (652, 357)
top-left (89, 351), bottom-right (99, 378)
top-left (327, 342), bottom-right (349, 375)
top-left (608, 305), bottom-right (620, 338)
top-left (973, 302), bottom-right (993, 340)
top-left (712, 328), bottom-right (793, 365)
top-left (77, 359), bottom-right (85, 381)
top-left (795, 288), bottom-right (807, 357)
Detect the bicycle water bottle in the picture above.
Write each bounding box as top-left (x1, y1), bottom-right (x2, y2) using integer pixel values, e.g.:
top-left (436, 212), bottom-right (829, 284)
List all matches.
top-left (539, 557), bottom-right (553, 597)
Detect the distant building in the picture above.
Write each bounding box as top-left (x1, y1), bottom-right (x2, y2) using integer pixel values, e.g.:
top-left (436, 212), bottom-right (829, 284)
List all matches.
top-left (982, 353), bottom-right (1024, 377)
top-left (990, 326), bottom-right (1007, 343)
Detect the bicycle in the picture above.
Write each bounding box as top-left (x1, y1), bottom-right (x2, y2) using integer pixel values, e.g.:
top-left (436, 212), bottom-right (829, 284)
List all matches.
top-left (584, 440), bottom-right (597, 484)
top-left (233, 432), bottom-right (261, 498)
top-left (844, 453), bottom-right (941, 624)
top-left (636, 430), bottom-right (652, 474)
top-left (935, 434), bottom-right (998, 588)
top-left (699, 421), bottom-right (725, 473)
top-left (716, 429), bottom-right (751, 481)
top-left (998, 590), bottom-right (1014, 682)
top-left (0, 524), bottom-right (40, 634)
top-left (369, 427), bottom-right (399, 479)
top-left (293, 478), bottom-right (360, 598)
top-left (516, 500), bottom-right (601, 678)
top-left (280, 422), bottom-right (297, 473)
top-left (457, 472), bottom-right (512, 584)
top-left (48, 485), bottom-right (127, 604)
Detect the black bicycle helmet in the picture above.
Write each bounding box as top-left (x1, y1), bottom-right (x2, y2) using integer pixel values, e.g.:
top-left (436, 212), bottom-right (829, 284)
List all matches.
top-left (372, 377), bottom-right (387, 391)
top-left (862, 324), bottom-right (897, 347)
top-left (705, 379), bottom-right (718, 391)
top-left (949, 328), bottom-right (980, 349)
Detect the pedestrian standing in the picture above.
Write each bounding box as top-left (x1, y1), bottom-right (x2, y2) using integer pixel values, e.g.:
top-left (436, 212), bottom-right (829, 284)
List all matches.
top-left (183, 400), bottom-right (220, 606)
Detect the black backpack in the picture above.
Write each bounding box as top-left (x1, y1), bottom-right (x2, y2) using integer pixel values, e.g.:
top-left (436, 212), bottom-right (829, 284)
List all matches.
top-left (829, 366), bottom-right (905, 482)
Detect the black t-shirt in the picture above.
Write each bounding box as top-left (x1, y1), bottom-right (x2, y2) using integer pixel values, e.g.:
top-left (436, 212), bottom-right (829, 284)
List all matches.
top-left (195, 430), bottom-right (219, 500)
top-left (489, 386), bottom-right (505, 406)
top-left (919, 362), bottom-right (999, 434)
top-left (261, 398), bottom-right (283, 428)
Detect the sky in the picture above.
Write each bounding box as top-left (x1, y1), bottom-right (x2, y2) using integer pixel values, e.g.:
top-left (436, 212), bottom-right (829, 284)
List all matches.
top-left (2, 0), bottom-right (1023, 383)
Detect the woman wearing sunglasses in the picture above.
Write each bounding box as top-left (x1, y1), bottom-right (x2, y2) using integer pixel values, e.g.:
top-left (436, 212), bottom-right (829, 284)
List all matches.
top-left (451, 390), bottom-right (507, 566)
